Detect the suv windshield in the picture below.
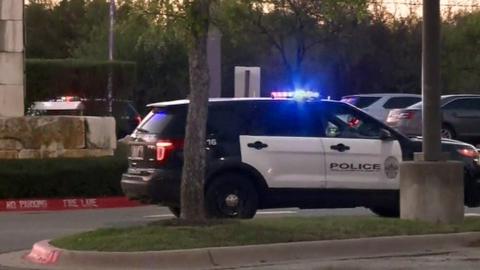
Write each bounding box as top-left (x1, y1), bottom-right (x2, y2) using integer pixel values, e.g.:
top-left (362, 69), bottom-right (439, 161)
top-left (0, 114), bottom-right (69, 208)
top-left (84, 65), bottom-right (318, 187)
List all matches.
top-left (341, 96), bottom-right (381, 108)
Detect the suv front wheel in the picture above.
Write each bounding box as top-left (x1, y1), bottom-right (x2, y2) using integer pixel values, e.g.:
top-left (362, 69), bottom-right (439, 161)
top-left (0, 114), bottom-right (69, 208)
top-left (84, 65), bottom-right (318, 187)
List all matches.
top-left (205, 173), bottom-right (258, 219)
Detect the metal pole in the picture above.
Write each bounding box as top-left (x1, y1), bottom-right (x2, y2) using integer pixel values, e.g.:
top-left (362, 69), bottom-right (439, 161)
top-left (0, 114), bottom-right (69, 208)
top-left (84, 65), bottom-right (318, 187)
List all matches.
top-left (422, 0), bottom-right (441, 161)
top-left (107, 0), bottom-right (115, 115)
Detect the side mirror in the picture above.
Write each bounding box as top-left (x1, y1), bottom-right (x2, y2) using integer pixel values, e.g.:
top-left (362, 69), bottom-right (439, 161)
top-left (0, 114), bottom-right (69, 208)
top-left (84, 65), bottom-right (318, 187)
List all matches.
top-left (379, 129), bottom-right (394, 141)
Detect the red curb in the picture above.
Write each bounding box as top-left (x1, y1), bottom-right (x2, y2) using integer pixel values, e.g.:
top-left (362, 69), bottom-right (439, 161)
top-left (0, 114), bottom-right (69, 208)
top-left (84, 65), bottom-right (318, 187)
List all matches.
top-left (24, 240), bottom-right (61, 265)
top-left (0, 196), bottom-right (142, 212)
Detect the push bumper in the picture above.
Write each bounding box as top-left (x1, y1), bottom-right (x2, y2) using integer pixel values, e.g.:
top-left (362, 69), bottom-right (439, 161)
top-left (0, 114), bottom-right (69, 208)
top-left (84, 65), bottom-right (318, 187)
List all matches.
top-left (121, 169), bottom-right (181, 205)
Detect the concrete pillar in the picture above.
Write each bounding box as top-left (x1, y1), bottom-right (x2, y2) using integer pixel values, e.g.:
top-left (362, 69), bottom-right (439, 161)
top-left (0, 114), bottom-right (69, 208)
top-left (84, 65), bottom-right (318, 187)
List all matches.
top-left (400, 0), bottom-right (463, 225)
top-left (207, 25), bottom-right (221, 98)
top-left (400, 160), bottom-right (464, 224)
top-left (0, 0), bottom-right (24, 116)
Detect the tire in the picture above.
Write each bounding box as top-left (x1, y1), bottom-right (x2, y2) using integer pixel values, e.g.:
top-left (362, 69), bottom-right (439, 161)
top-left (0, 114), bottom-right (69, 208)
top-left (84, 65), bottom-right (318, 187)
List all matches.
top-left (167, 206), bottom-right (181, 218)
top-left (205, 173), bottom-right (258, 219)
top-left (370, 205), bottom-right (399, 218)
top-left (441, 124), bottom-right (455, 139)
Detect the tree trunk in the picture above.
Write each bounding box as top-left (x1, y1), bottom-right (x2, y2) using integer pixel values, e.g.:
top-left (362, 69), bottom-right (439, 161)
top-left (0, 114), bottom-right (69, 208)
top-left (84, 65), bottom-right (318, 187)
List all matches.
top-left (180, 0), bottom-right (211, 224)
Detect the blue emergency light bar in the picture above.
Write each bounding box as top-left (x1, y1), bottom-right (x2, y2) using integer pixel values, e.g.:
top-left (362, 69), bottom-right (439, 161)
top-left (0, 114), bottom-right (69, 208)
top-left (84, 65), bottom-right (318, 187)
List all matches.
top-left (271, 90), bottom-right (320, 100)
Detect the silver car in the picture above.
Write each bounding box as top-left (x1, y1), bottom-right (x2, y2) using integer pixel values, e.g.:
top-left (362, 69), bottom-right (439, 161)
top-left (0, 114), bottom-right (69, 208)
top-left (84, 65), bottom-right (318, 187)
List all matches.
top-left (386, 94), bottom-right (480, 142)
top-left (341, 93), bottom-right (421, 122)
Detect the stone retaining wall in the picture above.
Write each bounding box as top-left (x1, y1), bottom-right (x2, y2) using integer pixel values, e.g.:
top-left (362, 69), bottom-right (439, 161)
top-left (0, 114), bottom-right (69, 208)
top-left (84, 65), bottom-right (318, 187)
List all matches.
top-left (0, 116), bottom-right (116, 159)
top-left (0, 0), bottom-right (24, 117)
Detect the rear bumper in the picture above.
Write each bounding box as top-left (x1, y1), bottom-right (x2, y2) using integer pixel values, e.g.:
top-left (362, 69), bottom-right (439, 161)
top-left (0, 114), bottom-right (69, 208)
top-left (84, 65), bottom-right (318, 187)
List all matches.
top-left (121, 169), bottom-right (181, 205)
top-left (387, 122), bottom-right (421, 137)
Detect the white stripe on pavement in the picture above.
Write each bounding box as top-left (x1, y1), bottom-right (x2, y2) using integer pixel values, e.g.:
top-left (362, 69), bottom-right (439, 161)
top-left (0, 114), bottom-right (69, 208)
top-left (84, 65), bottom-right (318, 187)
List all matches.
top-left (257, 210), bottom-right (297, 215)
top-left (144, 214), bottom-right (174, 219)
top-left (144, 210), bottom-right (298, 219)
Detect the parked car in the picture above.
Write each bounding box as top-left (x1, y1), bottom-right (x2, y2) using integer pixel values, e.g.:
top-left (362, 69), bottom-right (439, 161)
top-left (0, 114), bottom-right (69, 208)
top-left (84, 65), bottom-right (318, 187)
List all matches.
top-left (386, 94), bottom-right (480, 143)
top-left (341, 93), bottom-right (421, 122)
top-left (121, 94), bottom-right (480, 219)
top-left (28, 96), bottom-right (142, 139)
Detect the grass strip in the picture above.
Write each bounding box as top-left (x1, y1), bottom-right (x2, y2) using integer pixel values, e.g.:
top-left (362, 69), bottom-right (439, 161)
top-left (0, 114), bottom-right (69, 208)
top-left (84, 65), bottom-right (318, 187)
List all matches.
top-left (51, 216), bottom-right (480, 252)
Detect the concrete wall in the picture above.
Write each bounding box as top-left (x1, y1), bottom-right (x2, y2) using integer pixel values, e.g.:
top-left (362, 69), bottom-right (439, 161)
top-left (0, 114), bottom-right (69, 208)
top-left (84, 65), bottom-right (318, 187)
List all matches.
top-left (0, 116), bottom-right (116, 159)
top-left (0, 0), bottom-right (24, 117)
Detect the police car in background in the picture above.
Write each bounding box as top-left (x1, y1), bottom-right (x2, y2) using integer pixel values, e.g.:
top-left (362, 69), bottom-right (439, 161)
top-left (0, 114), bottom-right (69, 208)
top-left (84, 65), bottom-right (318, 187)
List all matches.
top-left (28, 96), bottom-right (142, 139)
top-left (121, 91), bottom-right (480, 218)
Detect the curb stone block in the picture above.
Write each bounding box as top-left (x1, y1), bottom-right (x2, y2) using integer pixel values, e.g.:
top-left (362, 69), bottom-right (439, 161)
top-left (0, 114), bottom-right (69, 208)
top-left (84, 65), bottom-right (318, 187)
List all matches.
top-left (23, 232), bottom-right (480, 270)
top-left (25, 241), bottom-right (61, 265)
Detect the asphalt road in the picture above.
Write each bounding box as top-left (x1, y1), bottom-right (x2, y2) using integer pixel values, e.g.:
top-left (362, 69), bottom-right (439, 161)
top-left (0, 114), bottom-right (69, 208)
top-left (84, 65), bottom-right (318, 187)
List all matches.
top-left (234, 248), bottom-right (480, 270)
top-left (0, 205), bottom-right (373, 253)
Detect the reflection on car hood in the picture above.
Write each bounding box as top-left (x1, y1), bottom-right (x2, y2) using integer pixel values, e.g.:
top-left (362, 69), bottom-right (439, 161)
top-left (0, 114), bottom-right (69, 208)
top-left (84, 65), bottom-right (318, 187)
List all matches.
top-left (410, 136), bottom-right (474, 147)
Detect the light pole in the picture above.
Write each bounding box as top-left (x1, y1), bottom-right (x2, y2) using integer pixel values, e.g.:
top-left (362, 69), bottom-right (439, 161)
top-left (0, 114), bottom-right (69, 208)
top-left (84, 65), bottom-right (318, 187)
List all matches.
top-left (422, 0), bottom-right (441, 161)
top-left (107, 0), bottom-right (115, 115)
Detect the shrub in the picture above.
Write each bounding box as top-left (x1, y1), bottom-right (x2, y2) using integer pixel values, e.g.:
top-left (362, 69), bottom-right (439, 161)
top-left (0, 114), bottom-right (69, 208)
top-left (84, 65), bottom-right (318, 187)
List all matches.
top-left (0, 145), bottom-right (129, 199)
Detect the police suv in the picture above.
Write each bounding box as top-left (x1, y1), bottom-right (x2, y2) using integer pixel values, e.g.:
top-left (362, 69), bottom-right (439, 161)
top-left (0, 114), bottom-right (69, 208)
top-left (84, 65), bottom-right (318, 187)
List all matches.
top-left (121, 92), bottom-right (480, 218)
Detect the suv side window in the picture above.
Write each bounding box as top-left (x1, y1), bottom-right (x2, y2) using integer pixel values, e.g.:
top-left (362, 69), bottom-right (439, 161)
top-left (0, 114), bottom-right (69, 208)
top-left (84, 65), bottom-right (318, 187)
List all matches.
top-left (323, 105), bottom-right (383, 139)
top-left (443, 98), bottom-right (480, 111)
top-left (383, 97), bottom-right (421, 109)
top-left (341, 96), bottom-right (381, 108)
top-left (207, 104), bottom-right (251, 139)
top-left (249, 102), bottom-right (322, 137)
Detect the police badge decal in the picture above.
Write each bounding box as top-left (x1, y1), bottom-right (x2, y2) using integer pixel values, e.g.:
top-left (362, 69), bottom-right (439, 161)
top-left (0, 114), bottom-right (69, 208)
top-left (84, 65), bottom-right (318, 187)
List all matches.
top-left (384, 156), bottom-right (399, 179)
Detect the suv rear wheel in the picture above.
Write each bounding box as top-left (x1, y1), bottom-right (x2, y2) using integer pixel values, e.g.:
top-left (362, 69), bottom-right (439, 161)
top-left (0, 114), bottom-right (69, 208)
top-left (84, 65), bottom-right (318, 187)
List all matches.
top-left (206, 174), bottom-right (258, 219)
top-left (441, 124), bottom-right (455, 139)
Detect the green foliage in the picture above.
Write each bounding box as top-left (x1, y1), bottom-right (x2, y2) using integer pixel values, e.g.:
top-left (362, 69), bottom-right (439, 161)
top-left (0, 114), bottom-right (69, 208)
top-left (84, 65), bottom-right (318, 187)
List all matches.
top-left (24, 1), bottom-right (480, 101)
top-left (51, 216), bottom-right (480, 251)
top-left (442, 11), bottom-right (480, 94)
top-left (0, 150), bottom-right (128, 199)
top-left (25, 59), bottom-right (136, 108)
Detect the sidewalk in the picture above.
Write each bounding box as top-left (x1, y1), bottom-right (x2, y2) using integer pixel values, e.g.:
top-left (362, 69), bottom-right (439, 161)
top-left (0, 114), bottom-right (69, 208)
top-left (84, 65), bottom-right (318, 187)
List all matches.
top-left (0, 232), bottom-right (479, 270)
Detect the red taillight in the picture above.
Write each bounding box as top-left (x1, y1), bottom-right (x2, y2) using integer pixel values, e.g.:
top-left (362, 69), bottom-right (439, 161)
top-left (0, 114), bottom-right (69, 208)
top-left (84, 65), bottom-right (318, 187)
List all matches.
top-left (397, 111), bottom-right (415, 119)
top-left (156, 139), bottom-right (184, 163)
top-left (457, 148), bottom-right (479, 159)
top-left (135, 116), bottom-right (142, 125)
top-left (387, 111), bottom-right (415, 122)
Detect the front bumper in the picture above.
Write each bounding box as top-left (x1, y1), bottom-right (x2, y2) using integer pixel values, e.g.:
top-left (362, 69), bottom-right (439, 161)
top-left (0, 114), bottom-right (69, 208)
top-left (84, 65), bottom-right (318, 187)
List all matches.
top-left (464, 160), bottom-right (480, 207)
top-left (121, 168), bottom-right (181, 205)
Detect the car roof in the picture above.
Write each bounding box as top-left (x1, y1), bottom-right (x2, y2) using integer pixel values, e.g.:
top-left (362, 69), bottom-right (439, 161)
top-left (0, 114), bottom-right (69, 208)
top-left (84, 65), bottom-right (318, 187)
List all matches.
top-left (441, 94), bottom-right (480, 99)
top-left (147, 98), bottom-right (342, 108)
top-left (341, 93), bottom-right (421, 98)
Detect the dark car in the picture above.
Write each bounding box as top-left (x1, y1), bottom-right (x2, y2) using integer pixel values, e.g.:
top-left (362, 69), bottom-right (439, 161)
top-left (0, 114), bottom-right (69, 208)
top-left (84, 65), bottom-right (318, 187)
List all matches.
top-left (29, 97), bottom-right (142, 139)
top-left (121, 96), bottom-right (480, 219)
top-left (386, 94), bottom-right (480, 143)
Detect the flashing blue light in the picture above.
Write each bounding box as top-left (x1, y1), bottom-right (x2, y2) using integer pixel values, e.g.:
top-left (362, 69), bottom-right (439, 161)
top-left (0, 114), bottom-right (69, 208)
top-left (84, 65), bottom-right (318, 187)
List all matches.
top-left (271, 90), bottom-right (320, 100)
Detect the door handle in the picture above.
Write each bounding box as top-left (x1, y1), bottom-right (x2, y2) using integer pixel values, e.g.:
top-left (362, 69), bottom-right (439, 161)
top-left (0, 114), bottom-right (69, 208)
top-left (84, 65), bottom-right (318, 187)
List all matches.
top-left (330, 143), bottom-right (350, 152)
top-left (247, 141), bottom-right (268, 150)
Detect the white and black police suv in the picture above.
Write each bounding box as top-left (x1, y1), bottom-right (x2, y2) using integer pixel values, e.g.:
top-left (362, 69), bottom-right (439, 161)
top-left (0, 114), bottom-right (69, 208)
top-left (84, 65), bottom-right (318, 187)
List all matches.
top-left (121, 92), bottom-right (480, 218)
